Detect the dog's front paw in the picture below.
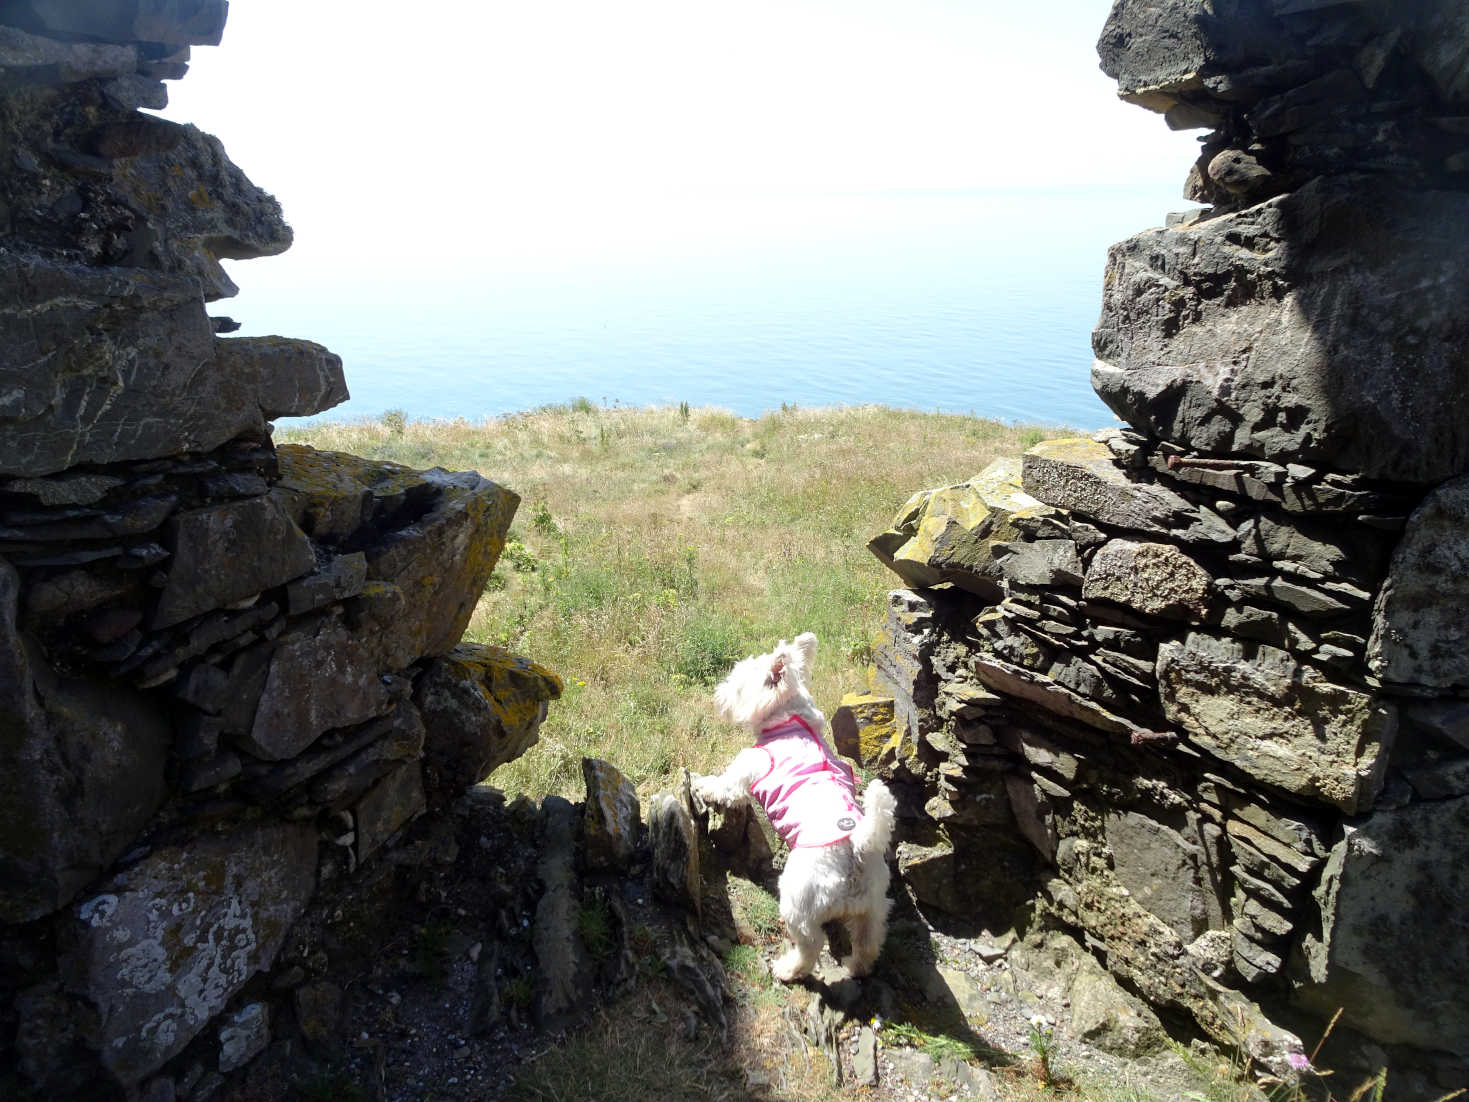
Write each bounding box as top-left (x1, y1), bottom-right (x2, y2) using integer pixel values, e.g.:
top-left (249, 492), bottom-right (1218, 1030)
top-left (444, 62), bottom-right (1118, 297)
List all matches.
top-left (690, 775), bottom-right (721, 806)
top-left (771, 949), bottom-right (813, 983)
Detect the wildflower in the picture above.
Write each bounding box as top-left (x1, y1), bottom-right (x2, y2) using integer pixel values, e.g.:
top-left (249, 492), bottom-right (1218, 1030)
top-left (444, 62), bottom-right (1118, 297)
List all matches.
top-left (1287, 1052), bottom-right (1311, 1072)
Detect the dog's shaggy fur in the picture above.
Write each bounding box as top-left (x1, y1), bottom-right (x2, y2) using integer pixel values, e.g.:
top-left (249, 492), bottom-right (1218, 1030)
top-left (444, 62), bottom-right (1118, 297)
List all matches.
top-left (694, 633), bottom-right (896, 981)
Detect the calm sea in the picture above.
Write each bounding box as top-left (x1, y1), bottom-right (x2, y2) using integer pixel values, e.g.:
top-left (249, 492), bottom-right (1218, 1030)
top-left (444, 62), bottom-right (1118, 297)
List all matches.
top-left (222, 190), bottom-right (1181, 431)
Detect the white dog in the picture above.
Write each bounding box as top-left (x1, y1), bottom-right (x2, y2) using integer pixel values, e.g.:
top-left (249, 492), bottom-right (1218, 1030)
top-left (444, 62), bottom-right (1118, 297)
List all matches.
top-left (694, 633), bottom-right (896, 981)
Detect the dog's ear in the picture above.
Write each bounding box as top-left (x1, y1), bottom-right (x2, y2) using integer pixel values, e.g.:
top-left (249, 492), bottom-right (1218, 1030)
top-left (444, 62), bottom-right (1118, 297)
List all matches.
top-left (793, 632), bottom-right (818, 672)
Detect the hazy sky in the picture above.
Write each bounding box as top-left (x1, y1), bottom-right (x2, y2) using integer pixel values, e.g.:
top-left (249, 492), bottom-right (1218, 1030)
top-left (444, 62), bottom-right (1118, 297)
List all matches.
top-left (162, 0), bottom-right (1201, 267)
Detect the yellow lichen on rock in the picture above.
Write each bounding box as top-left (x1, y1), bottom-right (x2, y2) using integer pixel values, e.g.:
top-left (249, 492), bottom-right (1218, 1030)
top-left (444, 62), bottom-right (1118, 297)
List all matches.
top-left (831, 691), bottom-right (910, 770)
top-left (869, 456), bottom-right (1053, 594)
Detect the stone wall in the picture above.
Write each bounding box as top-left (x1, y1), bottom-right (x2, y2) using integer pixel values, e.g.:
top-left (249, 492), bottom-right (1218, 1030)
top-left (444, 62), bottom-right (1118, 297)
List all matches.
top-left (0, 4), bottom-right (559, 1096)
top-left (849, 2), bottom-right (1469, 1093)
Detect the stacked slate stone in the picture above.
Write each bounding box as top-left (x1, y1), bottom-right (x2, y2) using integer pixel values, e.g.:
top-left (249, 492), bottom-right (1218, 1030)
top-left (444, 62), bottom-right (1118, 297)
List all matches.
top-left (850, 0), bottom-right (1469, 1089)
top-left (0, 4), bottom-right (559, 1097)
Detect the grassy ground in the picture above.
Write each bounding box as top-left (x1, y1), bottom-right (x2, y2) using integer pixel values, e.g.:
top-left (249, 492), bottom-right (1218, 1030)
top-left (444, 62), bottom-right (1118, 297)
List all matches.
top-left (281, 401), bottom-right (1064, 801)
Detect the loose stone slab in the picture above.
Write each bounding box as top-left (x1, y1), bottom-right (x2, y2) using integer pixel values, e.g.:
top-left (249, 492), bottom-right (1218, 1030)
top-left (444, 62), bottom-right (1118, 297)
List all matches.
top-left (1157, 633), bottom-right (1395, 812)
top-left (649, 788), bottom-right (701, 916)
top-left (972, 653), bottom-right (1164, 744)
top-left (58, 821), bottom-right (317, 1087)
top-left (1022, 438), bottom-right (1233, 546)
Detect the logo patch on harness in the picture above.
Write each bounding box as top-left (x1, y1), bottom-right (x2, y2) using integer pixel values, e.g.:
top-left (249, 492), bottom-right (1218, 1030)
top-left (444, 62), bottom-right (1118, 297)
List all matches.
top-left (837, 817), bottom-right (856, 831)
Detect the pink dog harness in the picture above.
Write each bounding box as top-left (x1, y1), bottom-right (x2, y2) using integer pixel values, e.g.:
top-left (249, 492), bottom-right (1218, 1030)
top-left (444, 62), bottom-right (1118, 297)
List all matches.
top-left (749, 716), bottom-right (862, 848)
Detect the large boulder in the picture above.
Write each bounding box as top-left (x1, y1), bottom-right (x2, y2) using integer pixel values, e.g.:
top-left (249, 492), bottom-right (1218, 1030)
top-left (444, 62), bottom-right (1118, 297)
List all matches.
top-left (1368, 475), bottom-right (1469, 689)
top-left (1096, 0), bottom-right (1288, 114)
top-left (1292, 796), bottom-right (1469, 1053)
top-left (1092, 179), bottom-right (1469, 483)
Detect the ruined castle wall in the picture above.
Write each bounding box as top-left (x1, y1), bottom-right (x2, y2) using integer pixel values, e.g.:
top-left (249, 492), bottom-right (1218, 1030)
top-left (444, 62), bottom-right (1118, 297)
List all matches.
top-left (0, 5), bottom-right (558, 1096)
top-left (854, 2), bottom-right (1469, 1091)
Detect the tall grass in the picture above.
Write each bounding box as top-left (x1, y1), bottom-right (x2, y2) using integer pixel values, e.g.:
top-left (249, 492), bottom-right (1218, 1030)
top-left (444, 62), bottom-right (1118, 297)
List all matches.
top-left (279, 403), bottom-right (1069, 799)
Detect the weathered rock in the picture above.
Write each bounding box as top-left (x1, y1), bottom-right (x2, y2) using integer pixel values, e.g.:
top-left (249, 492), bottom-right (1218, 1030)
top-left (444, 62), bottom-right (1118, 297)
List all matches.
top-left (110, 122), bottom-right (293, 297)
top-left (0, 23), bottom-right (137, 83)
top-left (1368, 475), bottom-right (1469, 688)
top-left (870, 589), bottom-right (940, 754)
top-left (582, 757), bottom-right (641, 872)
top-left (152, 496), bottom-right (315, 628)
top-left (308, 703), bottom-right (425, 808)
top-left (58, 821), bottom-right (317, 1087)
top-left (1022, 438), bottom-right (1233, 546)
top-left (830, 691), bottom-right (900, 769)
top-left (993, 539), bottom-right (1084, 587)
top-left (531, 796), bottom-right (588, 1028)
top-left (1004, 774), bottom-right (1058, 861)
top-left (1083, 539), bottom-right (1212, 620)
top-left (1237, 513), bottom-right (1379, 583)
top-left (274, 446), bottom-right (519, 663)
top-left (16, 0), bottom-right (229, 48)
top-left (868, 458), bottom-right (1047, 596)
top-left (1011, 930), bottom-right (1168, 1058)
top-left (238, 613), bottom-right (399, 760)
top-left (1293, 797), bottom-right (1469, 1052)
top-left (0, 259), bottom-right (254, 478)
top-left (1093, 179), bottom-right (1469, 483)
top-left (1157, 633), bottom-right (1393, 813)
top-left (211, 337), bottom-right (348, 421)
top-left (1104, 811), bottom-right (1227, 943)
top-left (649, 787), bottom-right (701, 917)
top-left (217, 1002), bottom-right (270, 1073)
top-left (1, 558), bottom-right (171, 922)
top-left (972, 654), bottom-right (1163, 744)
top-left (897, 834), bottom-right (1033, 928)
top-left (354, 760), bottom-right (426, 863)
top-left (285, 551), bottom-right (368, 616)
top-left (1096, 0), bottom-right (1286, 114)
top-left (414, 643), bottom-right (560, 800)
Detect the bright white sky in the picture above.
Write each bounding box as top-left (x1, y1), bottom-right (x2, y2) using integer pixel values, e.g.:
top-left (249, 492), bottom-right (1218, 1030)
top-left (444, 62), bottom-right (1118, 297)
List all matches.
top-left (163, 0), bottom-right (1200, 267)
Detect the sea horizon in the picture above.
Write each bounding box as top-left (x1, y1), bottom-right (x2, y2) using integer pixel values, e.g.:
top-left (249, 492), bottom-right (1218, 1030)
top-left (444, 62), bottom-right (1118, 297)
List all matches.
top-left (227, 187), bottom-right (1188, 434)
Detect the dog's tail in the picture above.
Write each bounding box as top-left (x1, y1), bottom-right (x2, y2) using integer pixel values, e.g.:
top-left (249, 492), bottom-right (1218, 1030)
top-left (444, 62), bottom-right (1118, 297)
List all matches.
top-left (850, 779), bottom-right (896, 861)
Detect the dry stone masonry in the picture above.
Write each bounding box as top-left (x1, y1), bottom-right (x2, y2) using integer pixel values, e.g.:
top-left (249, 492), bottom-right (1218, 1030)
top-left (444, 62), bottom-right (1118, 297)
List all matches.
top-left (0, 4), bottom-right (559, 1097)
top-left (849, 2), bottom-right (1469, 1093)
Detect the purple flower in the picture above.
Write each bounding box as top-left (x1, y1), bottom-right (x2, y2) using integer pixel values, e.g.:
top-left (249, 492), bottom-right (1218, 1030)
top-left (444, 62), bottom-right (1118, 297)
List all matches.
top-left (1287, 1052), bottom-right (1311, 1072)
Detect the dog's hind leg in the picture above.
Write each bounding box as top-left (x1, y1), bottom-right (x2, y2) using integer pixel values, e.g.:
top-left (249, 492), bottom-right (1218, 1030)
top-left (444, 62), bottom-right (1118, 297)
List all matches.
top-left (841, 905), bottom-right (888, 978)
top-left (772, 918), bottom-right (824, 982)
